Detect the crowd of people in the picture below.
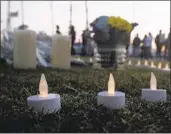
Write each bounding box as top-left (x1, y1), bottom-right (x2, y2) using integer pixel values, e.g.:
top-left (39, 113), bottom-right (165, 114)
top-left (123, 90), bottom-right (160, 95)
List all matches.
top-left (131, 30), bottom-right (170, 60)
top-left (55, 25), bottom-right (170, 61)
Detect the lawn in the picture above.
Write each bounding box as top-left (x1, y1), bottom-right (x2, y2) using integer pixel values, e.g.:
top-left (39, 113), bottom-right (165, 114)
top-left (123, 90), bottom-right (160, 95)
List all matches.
top-left (0, 63), bottom-right (171, 133)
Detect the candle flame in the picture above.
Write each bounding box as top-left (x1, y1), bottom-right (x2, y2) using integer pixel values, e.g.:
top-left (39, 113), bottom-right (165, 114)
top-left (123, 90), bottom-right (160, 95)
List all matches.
top-left (165, 63), bottom-right (169, 69)
top-left (108, 73), bottom-right (115, 95)
top-left (137, 60), bottom-right (141, 66)
top-left (144, 60), bottom-right (148, 66)
top-left (150, 72), bottom-right (157, 90)
top-left (158, 62), bottom-right (162, 68)
top-left (39, 74), bottom-right (48, 97)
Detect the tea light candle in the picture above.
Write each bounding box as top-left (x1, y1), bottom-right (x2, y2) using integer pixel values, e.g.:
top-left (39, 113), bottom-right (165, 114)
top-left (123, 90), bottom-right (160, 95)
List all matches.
top-left (135, 60), bottom-right (141, 67)
top-left (89, 57), bottom-right (93, 63)
top-left (150, 61), bottom-right (156, 68)
top-left (144, 60), bottom-right (148, 66)
top-left (97, 73), bottom-right (125, 109)
top-left (128, 60), bottom-right (132, 66)
top-left (27, 74), bottom-right (61, 114)
top-left (162, 63), bottom-right (170, 72)
top-left (158, 62), bottom-right (162, 69)
top-left (141, 72), bottom-right (167, 102)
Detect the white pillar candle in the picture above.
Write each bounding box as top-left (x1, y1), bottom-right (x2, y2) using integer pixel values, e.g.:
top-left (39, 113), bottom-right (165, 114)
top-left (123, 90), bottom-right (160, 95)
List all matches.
top-left (141, 72), bottom-right (167, 102)
top-left (27, 74), bottom-right (61, 114)
top-left (13, 30), bottom-right (36, 69)
top-left (52, 35), bottom-right (71, 69)
top-left (97, 73), bottom-right (125, 109)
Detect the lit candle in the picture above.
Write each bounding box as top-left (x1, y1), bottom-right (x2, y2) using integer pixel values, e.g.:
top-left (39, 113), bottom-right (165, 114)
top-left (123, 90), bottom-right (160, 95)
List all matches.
top-left (162, 63), bottom-right (170, 72)
top-left (89, 57), bottom-right (93, 63)
top-left (144, 60), bottom-right (148, 66)
top-left (150, 61), bottom-right (156, 68)
top-left (158, 62), bottom-right (162, 69)
top-left (77, 56), bottom-right (81, 61)
top-left (136, 60), bottom-right (141, 66)
top-left (27, 74), bottom-right (61, 114)
top-left (128, 60), bottom-right (132, 66)
top-left (97, 73), bottom-right (125, 109)
top-left (141, 72), bottom-right (167, 102)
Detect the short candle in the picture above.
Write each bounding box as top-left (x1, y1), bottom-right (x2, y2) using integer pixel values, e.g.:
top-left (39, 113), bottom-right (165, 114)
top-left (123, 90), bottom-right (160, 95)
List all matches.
top-left (141, 72), bottom-right (167, 102)
top-left (128, 60), bottom-right (132, 66)
top-left (158, 62), bottom-right (162, 69)
top-left (150, 61), bottom-right (156, 68)
top-left (136, 60), bottom-right (141, 67)
top-left (162, 63), bottom-right (170, 72)
top-left (144, 60), bottom-right (148, 66)
top-left (97, 73), bottom-right (125, 109)
top-left (27, 74), bottom-right (61, 114)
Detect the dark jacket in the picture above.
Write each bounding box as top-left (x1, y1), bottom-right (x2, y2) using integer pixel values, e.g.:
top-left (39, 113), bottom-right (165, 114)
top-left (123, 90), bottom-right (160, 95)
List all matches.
top-left (133, 37), bottom-right (141, 47)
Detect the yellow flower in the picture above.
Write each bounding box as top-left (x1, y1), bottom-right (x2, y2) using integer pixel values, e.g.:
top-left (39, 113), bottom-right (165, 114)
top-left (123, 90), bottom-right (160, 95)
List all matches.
top-left (108, 16), bottom-right (132, 32)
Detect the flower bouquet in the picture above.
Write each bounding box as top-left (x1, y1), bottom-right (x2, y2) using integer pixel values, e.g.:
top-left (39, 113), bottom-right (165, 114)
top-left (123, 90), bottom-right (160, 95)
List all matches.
top-left (91, 16), bottom-right (138, 68)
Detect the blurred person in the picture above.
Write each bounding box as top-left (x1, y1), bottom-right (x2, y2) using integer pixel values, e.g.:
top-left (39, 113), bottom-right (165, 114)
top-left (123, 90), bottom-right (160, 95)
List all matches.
top-left (142, 34), bottom-right (150, 59)
top-left (166, 32), bottom-right (170, 61)
top-left (132, 33), bottom-right (141, 57)
top-left (155, 30), bottom-right (162, 58)
top-left (56, 25), bottom-right (61, 34)
top-left (81, 29), bottom-right (88, 56)
top-left (147, 32), bottom-right (153, 58)
top-left (69, 25), bottom-right (76, 55)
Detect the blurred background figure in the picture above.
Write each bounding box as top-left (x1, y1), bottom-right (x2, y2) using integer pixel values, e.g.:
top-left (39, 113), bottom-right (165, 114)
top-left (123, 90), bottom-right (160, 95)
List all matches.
top-left (142, 34), bottom-right (148, 59)
top-left (147, 32), bottom-right (153, 58)
top-left (155, 30), bottom-right (163, 58)
top-left (132, 33), bottom-right (141, 57)
top-left (69, 25), bottom-right (76, 55)
top-left (56, 25), bottom-right (61, 34)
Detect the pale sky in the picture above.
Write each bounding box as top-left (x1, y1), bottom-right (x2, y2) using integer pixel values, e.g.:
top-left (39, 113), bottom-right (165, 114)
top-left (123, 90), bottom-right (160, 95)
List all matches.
top-left (1, 1), bottom-right (170, 41)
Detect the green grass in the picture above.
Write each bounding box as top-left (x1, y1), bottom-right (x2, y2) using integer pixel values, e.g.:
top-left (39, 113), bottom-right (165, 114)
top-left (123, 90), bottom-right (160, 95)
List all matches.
top-left (0, 64), bottom-right (171, 133)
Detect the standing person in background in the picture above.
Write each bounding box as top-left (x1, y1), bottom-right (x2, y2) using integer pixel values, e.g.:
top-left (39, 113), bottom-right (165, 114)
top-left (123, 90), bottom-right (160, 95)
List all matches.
top-left (132, 33), bottom-right (141, 57)
top-left (142, 35), bottom-right (149, 59)
top-left (155, 30), bottom-right (162, 58)
top-left (147, 32), bottom-right (153, 58)
top-left (69, 25), bottom-right (76, 55)
top-left (56, 25), bottom-right (61, 34)
top-left (81, 30), bottom-right (87, 56)
top-left (166, 32), bottom-right (170, 61)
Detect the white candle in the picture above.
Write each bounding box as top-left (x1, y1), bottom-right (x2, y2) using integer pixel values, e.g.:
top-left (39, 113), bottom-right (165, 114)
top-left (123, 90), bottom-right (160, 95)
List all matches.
top-left (27, 74), bottom-right (61, 114)
top-left (89, 57), bottom-right (93, 63)
top-left (141, 72), bottom-right (167, 102)
top-left (150, 61), bottom-right (156, 68)
top-left (128, 60), bottom-right (132, 66)
top-left (136, 60), bottom-right (141, 67)
top-left (52, 35), bottom-right (71, 69)
top-left (13, 30), bottom-right (36, 69)
top-left (97, 73), bottom-right (125, 109)
top-left (162, 63), bottom-right (170, 72)
top-left (158, 62), bottom-right (162, 69)
top-left (144, 60), bottom-right (148, 66)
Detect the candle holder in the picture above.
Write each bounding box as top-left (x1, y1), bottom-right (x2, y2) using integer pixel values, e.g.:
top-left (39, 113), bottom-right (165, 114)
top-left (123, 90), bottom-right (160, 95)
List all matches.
top-left (141, 72), bottom-right (167, 102)
top-left (97, 73), bottom-right (125, 109)
top-left (27, 74), bottom-right (61, 114)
